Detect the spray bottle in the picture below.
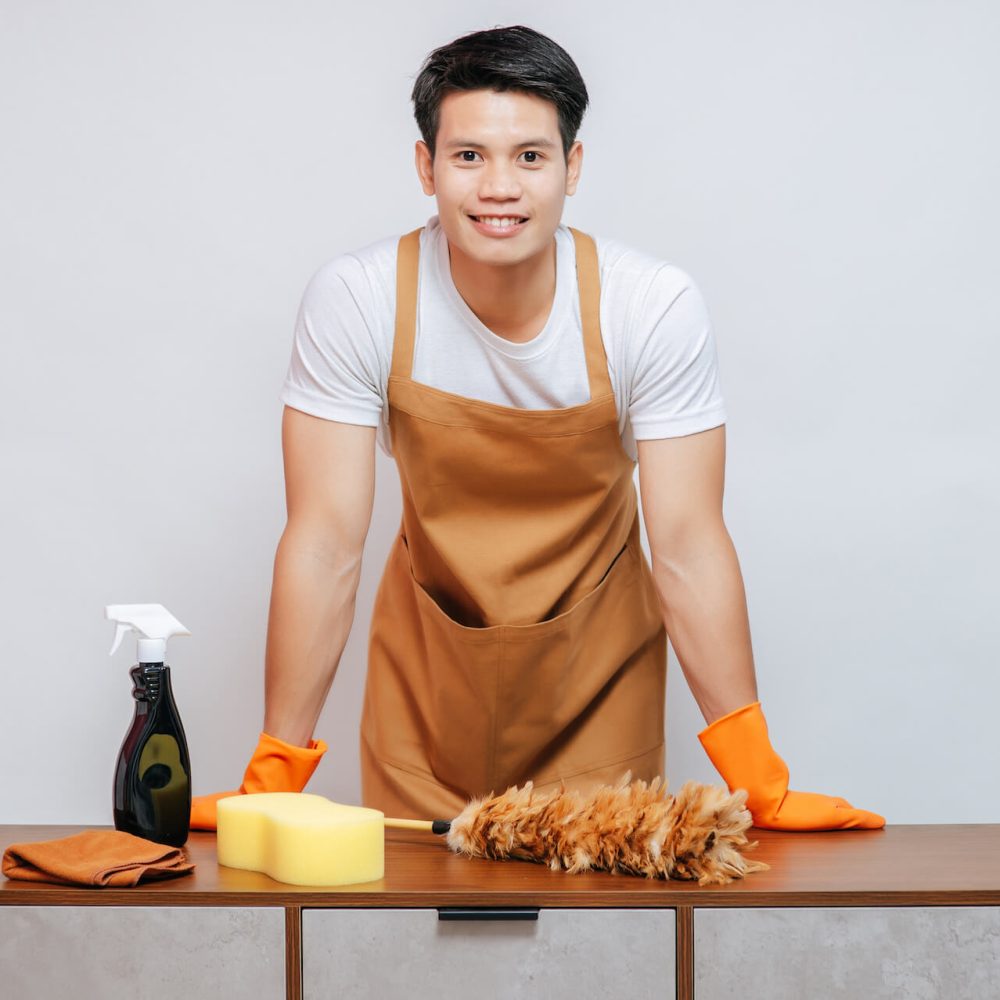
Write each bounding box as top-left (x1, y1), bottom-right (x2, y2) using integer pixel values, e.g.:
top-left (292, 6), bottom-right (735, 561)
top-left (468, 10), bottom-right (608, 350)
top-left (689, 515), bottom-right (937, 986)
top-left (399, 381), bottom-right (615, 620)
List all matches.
top-left (106, 603), bottom-right (192, 847)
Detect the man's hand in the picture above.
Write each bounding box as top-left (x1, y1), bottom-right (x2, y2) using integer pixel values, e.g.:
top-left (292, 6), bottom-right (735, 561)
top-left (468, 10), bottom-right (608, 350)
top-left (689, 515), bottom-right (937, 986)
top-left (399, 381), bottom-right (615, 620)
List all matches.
top-left (190, 730), bottom-right (327, 831)
top-left (698, 701), bottom-right (885, 830)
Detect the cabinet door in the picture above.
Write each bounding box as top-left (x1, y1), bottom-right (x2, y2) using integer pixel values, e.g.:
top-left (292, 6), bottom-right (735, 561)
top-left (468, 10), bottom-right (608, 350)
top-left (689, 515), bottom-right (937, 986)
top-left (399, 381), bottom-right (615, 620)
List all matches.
top-left (303, 907), bottom-right (675, 1000)
top-left (695, 906), bottom-right (1000, 998)
top-left (0, 906), bottom-right (286, 999)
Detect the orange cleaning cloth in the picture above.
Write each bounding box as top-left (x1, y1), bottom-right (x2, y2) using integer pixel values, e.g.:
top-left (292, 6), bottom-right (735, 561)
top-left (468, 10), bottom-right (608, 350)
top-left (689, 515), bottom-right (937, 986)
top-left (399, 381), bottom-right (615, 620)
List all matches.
top-left (2, 829), bottom-right (195, 887)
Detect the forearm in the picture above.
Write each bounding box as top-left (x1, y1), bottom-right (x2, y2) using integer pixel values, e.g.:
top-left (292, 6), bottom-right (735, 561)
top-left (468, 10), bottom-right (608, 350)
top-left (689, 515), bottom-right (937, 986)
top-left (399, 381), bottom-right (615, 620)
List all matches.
top-left (262, 526), bottom-right (362, 747)
top-left (650, 522), bottom-right (758, 725)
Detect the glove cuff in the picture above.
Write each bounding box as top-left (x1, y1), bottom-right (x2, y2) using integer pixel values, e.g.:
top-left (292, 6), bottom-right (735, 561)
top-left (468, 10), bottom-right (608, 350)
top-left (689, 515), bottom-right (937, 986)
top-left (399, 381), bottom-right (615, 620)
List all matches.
top-left (697, 699), bottom-right (762, 738)
top-left (257, 729), bottom-right (329, 758)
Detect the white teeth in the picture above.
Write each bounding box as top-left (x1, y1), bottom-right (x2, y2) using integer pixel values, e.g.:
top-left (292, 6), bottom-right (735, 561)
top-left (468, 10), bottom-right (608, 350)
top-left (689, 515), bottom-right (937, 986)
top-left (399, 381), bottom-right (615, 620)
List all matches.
top-left (474, 216), bottom-right (525, 228)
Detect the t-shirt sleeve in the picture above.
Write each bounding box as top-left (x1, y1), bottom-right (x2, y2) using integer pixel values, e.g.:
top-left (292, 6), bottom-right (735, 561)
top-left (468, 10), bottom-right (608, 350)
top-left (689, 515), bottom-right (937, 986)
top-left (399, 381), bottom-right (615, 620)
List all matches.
top-left (627, 264), bottom-right (727, 439)
top-left (278, 253), bottom-right (384, 427)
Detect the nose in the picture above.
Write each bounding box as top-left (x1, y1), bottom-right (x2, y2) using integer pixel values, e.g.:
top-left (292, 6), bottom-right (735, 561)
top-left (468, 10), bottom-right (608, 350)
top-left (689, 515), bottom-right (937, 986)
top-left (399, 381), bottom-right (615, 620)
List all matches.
top-left (478, 161), bottom-right (523, 200)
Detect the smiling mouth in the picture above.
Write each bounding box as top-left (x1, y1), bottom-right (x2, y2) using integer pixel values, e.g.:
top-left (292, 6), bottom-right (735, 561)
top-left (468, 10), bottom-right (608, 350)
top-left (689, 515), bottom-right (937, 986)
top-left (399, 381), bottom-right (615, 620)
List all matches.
top-left (468, 215), bottom-right (529, 227)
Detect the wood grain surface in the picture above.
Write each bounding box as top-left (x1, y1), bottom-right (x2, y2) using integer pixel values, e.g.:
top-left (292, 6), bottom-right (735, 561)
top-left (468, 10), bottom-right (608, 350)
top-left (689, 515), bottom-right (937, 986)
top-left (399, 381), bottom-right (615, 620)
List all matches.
top-left (1, 823), bottom-right (998, 908)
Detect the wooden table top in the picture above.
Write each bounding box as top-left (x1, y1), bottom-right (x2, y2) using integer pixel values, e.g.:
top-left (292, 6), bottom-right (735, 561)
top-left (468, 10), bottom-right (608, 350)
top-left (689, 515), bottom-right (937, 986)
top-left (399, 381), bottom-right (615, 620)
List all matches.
top-left (1, 823), bottom-right (998, 908)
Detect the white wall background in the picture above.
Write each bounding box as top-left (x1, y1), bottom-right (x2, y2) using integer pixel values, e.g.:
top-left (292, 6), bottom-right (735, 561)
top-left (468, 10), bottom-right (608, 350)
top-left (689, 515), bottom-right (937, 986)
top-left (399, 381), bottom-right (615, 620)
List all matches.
top-left (1, 0), bottom-right (996, 825)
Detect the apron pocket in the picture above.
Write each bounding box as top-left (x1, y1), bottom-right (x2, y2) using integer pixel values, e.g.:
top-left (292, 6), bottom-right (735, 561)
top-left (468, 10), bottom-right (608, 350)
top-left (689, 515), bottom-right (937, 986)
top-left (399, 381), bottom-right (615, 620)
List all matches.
top-left (403, 529), bottom-right (635, 637)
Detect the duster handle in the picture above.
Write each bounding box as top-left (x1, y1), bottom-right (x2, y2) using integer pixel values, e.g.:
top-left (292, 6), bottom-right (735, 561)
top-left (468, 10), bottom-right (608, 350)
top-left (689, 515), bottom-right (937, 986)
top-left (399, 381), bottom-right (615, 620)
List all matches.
top-left (384, 817), bottom-right (452, 835)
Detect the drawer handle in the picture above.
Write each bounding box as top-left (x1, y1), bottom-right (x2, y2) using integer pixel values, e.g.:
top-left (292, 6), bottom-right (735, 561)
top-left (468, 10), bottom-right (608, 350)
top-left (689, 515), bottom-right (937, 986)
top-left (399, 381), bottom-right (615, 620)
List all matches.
top-left (437, 907), bottom-right (540, 921)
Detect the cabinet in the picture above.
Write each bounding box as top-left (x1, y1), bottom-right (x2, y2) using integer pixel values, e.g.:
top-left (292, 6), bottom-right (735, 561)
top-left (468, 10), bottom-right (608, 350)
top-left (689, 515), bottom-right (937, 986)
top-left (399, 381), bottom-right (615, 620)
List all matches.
top-left (1, 823), bottom-right (998, 1000)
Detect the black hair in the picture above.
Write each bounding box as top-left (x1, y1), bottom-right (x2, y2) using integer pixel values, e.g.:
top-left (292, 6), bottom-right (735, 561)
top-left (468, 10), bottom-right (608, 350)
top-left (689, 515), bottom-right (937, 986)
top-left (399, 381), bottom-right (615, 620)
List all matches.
top-left (410, 25), bottom-right (590, 164)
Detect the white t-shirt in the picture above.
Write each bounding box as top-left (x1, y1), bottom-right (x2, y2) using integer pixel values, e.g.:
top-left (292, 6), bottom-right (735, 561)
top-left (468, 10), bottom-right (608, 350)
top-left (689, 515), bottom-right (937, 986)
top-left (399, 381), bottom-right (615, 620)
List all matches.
top-left (280, 214), bottom-right (727, 461)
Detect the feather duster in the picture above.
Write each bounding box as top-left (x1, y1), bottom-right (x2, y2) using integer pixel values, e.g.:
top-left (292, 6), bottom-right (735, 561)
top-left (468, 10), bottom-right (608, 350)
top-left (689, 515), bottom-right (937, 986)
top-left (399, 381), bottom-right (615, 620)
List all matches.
top-left (388, 770), bottom-right (769, 886)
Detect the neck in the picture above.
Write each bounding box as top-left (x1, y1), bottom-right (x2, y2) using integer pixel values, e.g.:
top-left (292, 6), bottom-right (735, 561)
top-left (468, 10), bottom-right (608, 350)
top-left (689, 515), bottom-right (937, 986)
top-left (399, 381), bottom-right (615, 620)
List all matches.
top-left (446, 237), bottom-right (557, 343)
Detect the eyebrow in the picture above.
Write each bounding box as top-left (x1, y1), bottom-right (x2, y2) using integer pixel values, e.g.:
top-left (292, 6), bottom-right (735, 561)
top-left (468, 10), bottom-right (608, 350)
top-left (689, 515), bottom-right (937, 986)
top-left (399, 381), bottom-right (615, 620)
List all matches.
top-left (442, 137), bottom-right (558, 150)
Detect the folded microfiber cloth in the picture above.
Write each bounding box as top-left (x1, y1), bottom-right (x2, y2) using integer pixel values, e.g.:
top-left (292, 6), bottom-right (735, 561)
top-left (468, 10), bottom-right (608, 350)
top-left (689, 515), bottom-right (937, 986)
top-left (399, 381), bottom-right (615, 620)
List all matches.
top-left (2, 829), bottom-right (195, 887)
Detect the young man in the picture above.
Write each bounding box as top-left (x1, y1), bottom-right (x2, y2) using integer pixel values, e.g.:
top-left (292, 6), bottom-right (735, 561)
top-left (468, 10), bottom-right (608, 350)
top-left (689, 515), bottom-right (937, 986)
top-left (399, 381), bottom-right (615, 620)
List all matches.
top-left (192, 25), bottom-right (883, 830)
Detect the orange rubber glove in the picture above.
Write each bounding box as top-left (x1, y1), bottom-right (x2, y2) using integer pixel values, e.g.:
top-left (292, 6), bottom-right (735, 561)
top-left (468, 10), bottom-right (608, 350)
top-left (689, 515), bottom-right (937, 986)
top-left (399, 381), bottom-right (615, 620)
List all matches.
top-left (697, 700), bottom-right (885, 831)
top-left (189, 729), bottom-right (328, 831)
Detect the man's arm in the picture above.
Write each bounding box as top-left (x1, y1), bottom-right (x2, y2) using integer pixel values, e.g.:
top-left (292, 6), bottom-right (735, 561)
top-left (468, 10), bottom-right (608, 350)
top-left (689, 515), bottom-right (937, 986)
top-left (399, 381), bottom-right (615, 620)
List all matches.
top-left (261, 406), bottom-right (377, 747)
top-left (639, 425), bottom-right (885, 828)
top-left (636, 424), bottom-right (758, 725)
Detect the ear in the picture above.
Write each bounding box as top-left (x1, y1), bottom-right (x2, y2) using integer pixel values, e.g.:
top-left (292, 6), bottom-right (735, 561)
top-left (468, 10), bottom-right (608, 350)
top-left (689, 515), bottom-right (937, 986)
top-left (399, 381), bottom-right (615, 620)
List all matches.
top-left (415, 140), bottom-right (435, 195)
top-left (565, 140), bottom-right (583, 196)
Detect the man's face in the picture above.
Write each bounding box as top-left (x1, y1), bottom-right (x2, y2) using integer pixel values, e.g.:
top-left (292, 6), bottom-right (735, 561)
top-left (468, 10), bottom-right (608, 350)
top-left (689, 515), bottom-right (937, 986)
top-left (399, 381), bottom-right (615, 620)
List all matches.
top-left (415, 88), bottom-right (582, 266)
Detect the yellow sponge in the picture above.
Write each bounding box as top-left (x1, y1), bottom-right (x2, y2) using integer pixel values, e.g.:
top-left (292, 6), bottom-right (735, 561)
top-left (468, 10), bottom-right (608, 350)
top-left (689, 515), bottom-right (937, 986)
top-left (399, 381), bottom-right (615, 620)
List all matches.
top-left (216, 792), bottom-right (384, 886)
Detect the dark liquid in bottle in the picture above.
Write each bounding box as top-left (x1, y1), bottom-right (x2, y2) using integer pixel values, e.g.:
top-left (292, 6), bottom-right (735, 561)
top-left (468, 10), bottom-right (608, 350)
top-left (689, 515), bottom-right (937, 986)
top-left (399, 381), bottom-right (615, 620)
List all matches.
top-left (113, 663), bottom-right (192, 847)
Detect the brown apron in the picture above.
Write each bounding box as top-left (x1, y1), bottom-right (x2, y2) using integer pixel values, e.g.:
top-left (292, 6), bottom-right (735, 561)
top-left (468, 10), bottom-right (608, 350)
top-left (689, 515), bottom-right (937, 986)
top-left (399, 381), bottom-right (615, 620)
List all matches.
top-left (359, 225), bottom-right (667, 819)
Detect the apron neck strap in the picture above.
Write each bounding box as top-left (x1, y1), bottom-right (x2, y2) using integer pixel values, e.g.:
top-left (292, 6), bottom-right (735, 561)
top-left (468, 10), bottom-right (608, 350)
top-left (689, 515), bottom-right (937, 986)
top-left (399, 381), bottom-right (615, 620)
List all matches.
top-left (568, 226), bottom-right (613, 399)
top-left (391, 227), bottom-right (422, 381)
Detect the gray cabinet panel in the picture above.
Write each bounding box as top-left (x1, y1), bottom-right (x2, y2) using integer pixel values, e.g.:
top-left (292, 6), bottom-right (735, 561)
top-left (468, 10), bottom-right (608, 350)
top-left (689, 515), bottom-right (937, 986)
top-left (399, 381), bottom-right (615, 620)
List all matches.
top-left (0, 906), bottom-right (285, 1000)
top-left (303, 907), bottom-right (675, 1000)
top-left (695, 906), bottom-right (1000, 999)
